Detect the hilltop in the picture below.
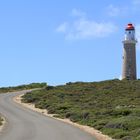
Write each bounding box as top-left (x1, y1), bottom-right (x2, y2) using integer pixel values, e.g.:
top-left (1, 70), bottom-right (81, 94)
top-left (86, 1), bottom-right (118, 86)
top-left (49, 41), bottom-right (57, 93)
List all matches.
top-left (22, 79), bottom-right (140, 140)
top-left (0, 83), bottom-right (46, 93)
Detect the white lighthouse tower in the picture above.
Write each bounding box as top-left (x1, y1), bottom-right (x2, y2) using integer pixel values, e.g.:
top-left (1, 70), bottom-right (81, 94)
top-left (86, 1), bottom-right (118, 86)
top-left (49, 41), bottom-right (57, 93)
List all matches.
top-left (122, 23), bottom-right (137, 80)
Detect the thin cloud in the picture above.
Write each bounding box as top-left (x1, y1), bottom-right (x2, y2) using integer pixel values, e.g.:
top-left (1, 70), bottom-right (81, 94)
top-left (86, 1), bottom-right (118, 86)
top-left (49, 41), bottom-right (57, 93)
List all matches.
top-left (56, 9), bottom-right (117, 40)
top-left (132, 0), bottom-right (140, 12)
top-left (71, 9), bottom-right (86, 18)
top-left (133, 0), bottom-right (140, 5)
top-left (107, 5), bottom-right (121, 17)
top-left (107, 4), bottom-right (128, 17)
top-left (66, 19), bottom-right (117, 40)
top-left (119, 75), bottom-right (122, 80)
top-left (107, 1), bottom-right (140, 17)
top-left (56, 22), bottom-right (68, 33)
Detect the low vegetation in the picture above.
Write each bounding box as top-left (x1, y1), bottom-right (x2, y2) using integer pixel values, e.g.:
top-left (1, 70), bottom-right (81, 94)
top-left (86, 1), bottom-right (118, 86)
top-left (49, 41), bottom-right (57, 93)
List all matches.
top-left (0, 83), bottom-right (47, 93)
top-left (22, 79), bottom-right (140, 140)
top-left (0, 117), bottom-right (3, 126)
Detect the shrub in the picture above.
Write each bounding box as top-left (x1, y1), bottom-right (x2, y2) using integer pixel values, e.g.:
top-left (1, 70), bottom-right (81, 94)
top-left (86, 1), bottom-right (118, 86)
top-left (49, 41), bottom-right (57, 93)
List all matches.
top-left (0, 117), bottom-right (3, 126)
top-left (22, 79), bottom-right (140, 139)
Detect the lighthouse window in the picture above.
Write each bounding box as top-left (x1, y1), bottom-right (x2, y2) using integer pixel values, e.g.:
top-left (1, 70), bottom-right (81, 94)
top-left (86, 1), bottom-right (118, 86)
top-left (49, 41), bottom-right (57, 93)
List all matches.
top-left (129, 31), bottom-right (131, 34)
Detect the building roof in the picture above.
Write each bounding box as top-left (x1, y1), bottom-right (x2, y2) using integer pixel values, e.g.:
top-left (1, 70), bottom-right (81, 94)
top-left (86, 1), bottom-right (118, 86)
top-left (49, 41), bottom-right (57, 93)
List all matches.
top-left (125, 23), bottom-right (135, 30)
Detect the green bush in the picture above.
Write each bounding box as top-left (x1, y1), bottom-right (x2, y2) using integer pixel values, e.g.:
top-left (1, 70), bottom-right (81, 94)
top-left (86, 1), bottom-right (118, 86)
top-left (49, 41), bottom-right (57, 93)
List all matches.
top-left (0, 83), bottom-right (47, 93)
top-left (0, 117), bottom-right (3, 126)
top-left (113, 131), bottom-right (130, 139)
top-left (22, 79), bottom-right (140, 139)
top-left (135, 135), bottom-right (140, 140)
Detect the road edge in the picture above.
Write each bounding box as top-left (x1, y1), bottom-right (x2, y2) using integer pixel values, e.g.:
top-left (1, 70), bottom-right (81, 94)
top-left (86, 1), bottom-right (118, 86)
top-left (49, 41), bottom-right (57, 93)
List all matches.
top-left (0, 115), bottom-right (6, 133)
top-left (14, 94), bottom-right (114, 140)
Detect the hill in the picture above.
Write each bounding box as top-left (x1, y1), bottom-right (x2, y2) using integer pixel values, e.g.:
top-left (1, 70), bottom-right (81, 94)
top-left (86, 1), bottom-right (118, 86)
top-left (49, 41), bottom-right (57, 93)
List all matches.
top-left (22, 79), bottom-right (140, 140)
top-left (0, 83), bottom-right (46, 93)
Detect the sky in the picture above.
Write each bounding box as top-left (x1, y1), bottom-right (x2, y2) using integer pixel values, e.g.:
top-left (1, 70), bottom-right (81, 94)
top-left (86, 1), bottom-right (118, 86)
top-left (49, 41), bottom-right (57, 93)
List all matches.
top-left (0, 0), bottom-right (140, 87)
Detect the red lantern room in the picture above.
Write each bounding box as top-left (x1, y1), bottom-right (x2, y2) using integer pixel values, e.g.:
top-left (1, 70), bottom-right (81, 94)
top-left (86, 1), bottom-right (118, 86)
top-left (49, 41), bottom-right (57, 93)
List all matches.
top-left (124, 23), bottom-right (135, 41)
top-left (125, 23), bottom-right (135, 30)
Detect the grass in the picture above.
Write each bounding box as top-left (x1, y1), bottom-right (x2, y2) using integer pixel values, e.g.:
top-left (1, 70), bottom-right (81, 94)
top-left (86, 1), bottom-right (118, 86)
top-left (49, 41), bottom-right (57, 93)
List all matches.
top-left (22, 79), bottom-right (140, 140)
top-left (0, 83), bottom-right (47, 93)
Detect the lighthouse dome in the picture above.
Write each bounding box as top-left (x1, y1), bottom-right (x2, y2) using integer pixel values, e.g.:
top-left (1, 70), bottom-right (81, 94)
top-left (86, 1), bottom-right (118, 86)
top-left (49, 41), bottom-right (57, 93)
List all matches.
top-left (125, 23), bottom-right (135, 30)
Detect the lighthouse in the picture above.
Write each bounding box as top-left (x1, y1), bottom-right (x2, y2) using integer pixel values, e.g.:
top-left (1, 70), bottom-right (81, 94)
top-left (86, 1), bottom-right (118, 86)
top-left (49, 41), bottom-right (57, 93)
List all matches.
top-left (122, 23), bottom-right (137, 80)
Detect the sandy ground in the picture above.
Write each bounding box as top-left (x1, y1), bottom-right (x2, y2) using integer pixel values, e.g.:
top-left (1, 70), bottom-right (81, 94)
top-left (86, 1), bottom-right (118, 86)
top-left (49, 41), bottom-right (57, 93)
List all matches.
top-left (14, 94), bottom-right (114, 140)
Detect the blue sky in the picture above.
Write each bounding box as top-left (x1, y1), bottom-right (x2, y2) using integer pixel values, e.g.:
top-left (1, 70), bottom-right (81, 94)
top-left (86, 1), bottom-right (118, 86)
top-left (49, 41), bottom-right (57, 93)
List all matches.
top-left (0, 0), bottom-right (140, 86)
